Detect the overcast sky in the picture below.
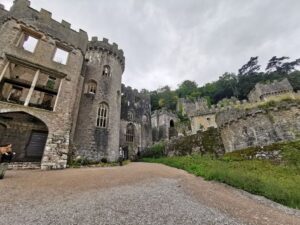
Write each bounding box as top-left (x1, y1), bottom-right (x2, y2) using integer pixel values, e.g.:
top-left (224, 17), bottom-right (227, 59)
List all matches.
top-left (1, 0), bottom-right (300, 91)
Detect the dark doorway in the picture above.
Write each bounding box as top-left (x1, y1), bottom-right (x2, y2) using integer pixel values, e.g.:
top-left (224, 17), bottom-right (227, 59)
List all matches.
top-left (170, 120), bottom-right (175, 128)
top-left (123, 146), bottom-right (129, 160)
top-left (0, 112), bottom-right (48, 162)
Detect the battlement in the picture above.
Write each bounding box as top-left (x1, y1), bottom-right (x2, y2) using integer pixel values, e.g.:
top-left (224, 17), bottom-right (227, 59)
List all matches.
top-left (215, 101), bottom-right (300, 128)
top-left (88, 37), bottom-right (125, 71)
top-left (4, 0), bottom-right (88, 53)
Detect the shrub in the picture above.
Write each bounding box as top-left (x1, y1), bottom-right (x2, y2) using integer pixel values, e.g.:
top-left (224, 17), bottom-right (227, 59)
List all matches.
top-left (142, 142), bottom-right (165, 158)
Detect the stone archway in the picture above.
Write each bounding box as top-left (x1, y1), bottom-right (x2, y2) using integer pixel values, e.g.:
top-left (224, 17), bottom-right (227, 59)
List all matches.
top-left (0, 111), bottom-right (48, 162)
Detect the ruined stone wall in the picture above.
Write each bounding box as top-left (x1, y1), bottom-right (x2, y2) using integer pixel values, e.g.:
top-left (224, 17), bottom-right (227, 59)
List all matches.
top-left (74, 37), bottom-right (125, 162)
top-left (190, 113), bottom-right (217, 134)
top-left (119, 120), bottom-right (142, 159)
top-left (216, 102), bottom-right (300, 152)
top-left (151, 110), bottom-right (178, 141)
top-left (165, 128), bottom-right (224, 156)
top-left (120, 85), bottom-right (152, 150)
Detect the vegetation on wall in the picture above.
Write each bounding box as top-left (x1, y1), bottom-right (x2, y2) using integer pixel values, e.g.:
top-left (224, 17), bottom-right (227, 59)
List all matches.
top-left (143, 139), bottom-right (300, 209)
top-left (150, 56), bottom-right (300, 111)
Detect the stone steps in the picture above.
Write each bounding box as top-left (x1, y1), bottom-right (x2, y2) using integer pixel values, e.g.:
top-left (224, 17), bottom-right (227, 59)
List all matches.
top-left (8, 162), bottom-right (41, 170)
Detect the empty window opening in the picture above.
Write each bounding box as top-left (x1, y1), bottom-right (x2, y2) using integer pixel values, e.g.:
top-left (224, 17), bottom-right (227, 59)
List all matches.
top-left (87, 80), bottom-right (97, 94)
top-left (21, 34), bottom-right (38, 53)
top-left (46, 77), bottom-right (56, 90)
top-left (53, 48), bottom-right (69, 65)
top-left (102, 65), bottom-right (111, 76)
top-left (126, 123), bottom-right (135, 143)
top-left (7, 86), bottom-right (23, 102)
top-left (97, 103), bottom-right (109, 128)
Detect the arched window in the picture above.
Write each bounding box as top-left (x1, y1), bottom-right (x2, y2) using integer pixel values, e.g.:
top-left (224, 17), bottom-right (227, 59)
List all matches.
top-left (126, 123), bottom-right (134, 142)
top-left (102, 65), bottom-right (111, 76)
top-left (142, 115), bottom-right (148, 124)
top-left (128, 111), bottom-right (134, 121)
top-left (87, 80), bottom-right (97, 94)
top-left (97, 103), bottom-right (109, 128)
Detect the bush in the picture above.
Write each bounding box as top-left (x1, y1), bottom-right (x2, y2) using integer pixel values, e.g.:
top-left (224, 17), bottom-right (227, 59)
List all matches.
top-left (141, 142), bottom-right (165, 158)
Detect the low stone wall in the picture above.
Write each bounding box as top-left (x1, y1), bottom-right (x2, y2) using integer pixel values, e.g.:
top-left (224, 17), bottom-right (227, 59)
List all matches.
top-left (165, 128), bottom-right (224, 156)
top-left (216, 101), bottom-right (300, 152)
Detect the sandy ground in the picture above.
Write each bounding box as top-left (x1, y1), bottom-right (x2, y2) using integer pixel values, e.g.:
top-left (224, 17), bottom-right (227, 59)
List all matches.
top-left (0, 162), bottom-right (299, 225)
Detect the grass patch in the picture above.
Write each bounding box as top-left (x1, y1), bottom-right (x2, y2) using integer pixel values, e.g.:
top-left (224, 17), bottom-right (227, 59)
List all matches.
top-left (142, 140), bottom-right (300, 209)
top-left (69, 157), bottom-right (130, 168)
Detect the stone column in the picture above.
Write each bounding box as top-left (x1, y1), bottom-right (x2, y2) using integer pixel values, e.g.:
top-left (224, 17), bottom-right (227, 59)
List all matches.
top-left (0, 61), bottom-right (10, 83)
top-left (24, 69), bottom-right (40, 106)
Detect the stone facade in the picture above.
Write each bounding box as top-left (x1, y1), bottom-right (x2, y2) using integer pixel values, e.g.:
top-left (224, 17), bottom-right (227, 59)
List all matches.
top-left (248, 78), bottom-right (294, 102)
top-left (215, 102), bottom-right (300, 152)
top-left (73, 37), bottom-right (125, 162)
top-left (0, 0), bottom-right (88, 169)
top-left (0, 0), bottom-right (138, 169)
top-left (151, 109), bottom-right (178, 141)
top-left (119, 85), bottom-right (152, 159)
top-left (177, 98), bottom-right (209, 117)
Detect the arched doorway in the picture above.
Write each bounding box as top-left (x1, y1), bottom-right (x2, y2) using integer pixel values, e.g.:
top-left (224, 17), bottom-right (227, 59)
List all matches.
top-left (170, 120), bottom-right (175, 128)
top-left (0, 112), bottom-right (48, 162)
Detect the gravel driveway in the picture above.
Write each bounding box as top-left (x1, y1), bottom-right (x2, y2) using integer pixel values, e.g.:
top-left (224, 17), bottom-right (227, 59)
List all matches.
top-left (0, 162), bottom-right (299, 225)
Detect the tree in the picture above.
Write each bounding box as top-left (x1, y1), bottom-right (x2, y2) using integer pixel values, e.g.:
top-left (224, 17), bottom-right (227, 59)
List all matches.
top-left (265, 56), bottom-right (289, 73)
top-left (176, 80), bottom-right (198, 99)
top-left (238, 56), bottom-right (261, 76)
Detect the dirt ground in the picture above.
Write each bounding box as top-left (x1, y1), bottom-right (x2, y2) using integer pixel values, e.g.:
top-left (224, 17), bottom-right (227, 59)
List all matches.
top-left (0, 162), bottom-right (299, 225)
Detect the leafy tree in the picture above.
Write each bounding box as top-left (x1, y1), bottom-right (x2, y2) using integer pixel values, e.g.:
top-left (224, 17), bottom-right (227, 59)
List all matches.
top-left (176, 80), bottom-right (198, 99)
top-left (266, 56), bottom-right (289, 73)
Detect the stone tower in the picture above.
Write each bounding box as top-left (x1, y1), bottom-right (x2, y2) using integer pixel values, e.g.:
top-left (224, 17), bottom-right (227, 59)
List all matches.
top-left (74, 37), bottom-right (125, 162)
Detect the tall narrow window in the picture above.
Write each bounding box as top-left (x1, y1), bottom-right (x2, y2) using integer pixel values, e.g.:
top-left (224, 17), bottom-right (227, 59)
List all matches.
top-left (126, 123), bottom-right (135, 143)
top-left (97, 103), bottom-right (109, 128)
top-left (102, 65), bottom-right (111, 76)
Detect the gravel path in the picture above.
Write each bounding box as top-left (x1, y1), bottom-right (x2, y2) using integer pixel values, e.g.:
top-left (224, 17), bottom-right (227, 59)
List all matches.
top-left (0, 162), bottom-right (299, 225)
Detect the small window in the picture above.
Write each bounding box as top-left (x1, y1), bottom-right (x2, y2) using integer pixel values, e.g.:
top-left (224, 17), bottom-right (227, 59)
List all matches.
top-left (87, 80), bottom-right (97, 94)
top-left (53, 48), bottom-right (69, 65)
top-left (142, 115), bottom-right (148, 123)
top-left (126, 123), bottom-right (135, 143)
top-left (21, 34), bottom-right (38, 53)
top-left (128, 112), bottom-right (134, 121)
top-left (102, 65), bottom-right (111, 76)
top-left (97, 103), bottom-right (109, 128)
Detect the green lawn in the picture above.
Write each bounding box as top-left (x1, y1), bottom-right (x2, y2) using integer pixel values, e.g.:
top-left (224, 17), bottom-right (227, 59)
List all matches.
top-left (143, 141), bottom-right (300, 209)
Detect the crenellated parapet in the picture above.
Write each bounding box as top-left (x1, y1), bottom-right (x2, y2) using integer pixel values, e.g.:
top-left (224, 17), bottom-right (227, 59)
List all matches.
top-left (215, 101), bottom-right (300, 128)
top-left (88, 37), bottom-right (125, 72)
top-left (3, 0), bottom-right (88, 53)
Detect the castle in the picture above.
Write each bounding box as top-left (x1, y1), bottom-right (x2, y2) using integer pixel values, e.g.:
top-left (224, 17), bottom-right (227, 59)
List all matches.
top-left (0, 0), bottom-right (151, 169)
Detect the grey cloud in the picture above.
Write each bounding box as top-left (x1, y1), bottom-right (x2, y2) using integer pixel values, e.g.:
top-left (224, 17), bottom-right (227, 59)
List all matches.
top-left (1, 0), bottom-right (299, 90)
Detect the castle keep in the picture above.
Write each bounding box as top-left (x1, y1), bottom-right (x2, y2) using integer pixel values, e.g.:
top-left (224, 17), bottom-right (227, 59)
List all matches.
top-left (0, 0), bottom-right (151, 169)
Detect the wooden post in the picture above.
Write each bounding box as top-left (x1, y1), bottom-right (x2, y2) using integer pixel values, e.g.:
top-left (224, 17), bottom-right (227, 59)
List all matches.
top-left (24, 69), bottom-right (40, 106)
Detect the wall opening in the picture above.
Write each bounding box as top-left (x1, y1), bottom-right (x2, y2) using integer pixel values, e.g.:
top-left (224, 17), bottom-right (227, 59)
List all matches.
top-left (0, 112), bottom-right (48, 162)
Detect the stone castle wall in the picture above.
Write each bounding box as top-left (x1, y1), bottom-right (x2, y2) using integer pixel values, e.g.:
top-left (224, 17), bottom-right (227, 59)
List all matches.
top-left (0, 1), bottom-right (87, 169)
top-left (216, 102), bottom-right (300, 152)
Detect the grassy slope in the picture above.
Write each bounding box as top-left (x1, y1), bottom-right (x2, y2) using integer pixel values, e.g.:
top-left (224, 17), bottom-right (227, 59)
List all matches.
top-left (143, 140), bottom-right (300, 209)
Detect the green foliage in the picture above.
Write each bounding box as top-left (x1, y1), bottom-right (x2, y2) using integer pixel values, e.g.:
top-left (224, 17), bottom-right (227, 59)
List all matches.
top-left (149, 56), bottom-right (300, 112)
top-left (143, 140), bottom-right (300, 209)
top-left (142, 142), bottom-right (165, 158)
top-left (69, 157), bottom-right (129, 168)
